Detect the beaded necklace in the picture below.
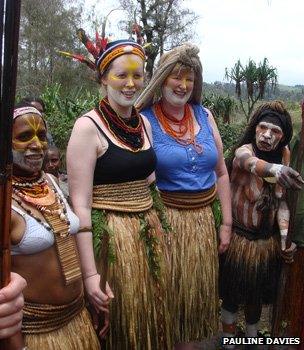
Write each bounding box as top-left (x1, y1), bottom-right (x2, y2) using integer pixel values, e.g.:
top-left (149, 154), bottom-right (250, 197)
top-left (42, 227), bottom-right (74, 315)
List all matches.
top-left (12, 175), bottom-right (81, 285)
top-left (96, 97), bottom-right (144, 152)
top-left (154, 101), bottom-right (203, 154)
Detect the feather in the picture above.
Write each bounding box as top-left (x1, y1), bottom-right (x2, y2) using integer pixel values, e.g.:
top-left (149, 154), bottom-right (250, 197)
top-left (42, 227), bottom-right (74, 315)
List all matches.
top-left (58, 51), bottom-right (96, 71)
top-left (76, 28), bottom-right (99, 59)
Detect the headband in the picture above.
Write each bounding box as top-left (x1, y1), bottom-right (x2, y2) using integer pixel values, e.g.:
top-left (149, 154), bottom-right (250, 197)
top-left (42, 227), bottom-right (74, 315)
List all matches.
top-left (13, 106), bottom-right (42, 119)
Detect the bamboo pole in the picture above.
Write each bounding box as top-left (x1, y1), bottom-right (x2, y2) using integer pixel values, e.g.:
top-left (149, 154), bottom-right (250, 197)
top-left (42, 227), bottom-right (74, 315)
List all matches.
top-left (0, 0), bottom-right (22, 348)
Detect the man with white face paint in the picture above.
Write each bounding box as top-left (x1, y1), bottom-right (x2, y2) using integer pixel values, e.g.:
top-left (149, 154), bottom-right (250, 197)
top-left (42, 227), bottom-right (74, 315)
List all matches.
top-left (219, 100), bottom-right (304, 349)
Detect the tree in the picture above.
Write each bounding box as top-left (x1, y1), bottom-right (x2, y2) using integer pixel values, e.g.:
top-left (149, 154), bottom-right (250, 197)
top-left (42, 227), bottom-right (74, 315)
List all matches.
top-left (118, 0), bottom-right (199, 79)
top-left (225, 58), bottom-right (277, 120)
top-left (17, 0), bottom-right (97, 97)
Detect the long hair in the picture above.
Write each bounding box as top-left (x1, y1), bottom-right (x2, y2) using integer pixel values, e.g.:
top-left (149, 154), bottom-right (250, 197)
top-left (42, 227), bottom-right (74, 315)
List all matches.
top-left (227, 100), bottom-right (293, 175)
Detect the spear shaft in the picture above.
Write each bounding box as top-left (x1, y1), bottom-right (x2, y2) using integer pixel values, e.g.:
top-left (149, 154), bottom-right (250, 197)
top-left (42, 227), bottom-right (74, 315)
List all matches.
top-left (271, 100), bottom-right (304, 337)
top-left (0, 0), bottom-right (22, 348)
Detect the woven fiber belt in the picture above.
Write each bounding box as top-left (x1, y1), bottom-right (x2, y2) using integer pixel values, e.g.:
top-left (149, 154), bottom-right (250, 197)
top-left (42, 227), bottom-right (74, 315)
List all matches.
top-left (22, 293), bottom-right (84, 334)
top-left (159, 184), bottom-right (217, 209)
top-left (92, 179), bottom-right (153, 212)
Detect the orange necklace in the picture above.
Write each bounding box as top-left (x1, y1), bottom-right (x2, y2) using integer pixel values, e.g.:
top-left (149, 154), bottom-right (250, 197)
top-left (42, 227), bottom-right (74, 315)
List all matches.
top-left (154, 102), bottom-right (203, 153)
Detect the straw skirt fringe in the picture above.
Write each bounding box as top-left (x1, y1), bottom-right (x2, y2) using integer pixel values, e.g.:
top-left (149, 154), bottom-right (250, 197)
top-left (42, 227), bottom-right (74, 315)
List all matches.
top-left (220, 232), bottom-right (281, 306)
top-left (96, 209), bottom-right (171, 350)
top-left (24, 307), bottom-right (100, 350)
top-left (165, 205), bottom-right (219, 342)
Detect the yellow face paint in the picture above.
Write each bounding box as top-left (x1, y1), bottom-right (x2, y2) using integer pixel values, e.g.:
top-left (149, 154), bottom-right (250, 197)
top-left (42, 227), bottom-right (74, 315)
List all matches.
top-left (13, 114), bottom-right (48, 152)
top-left (106, 56), bottom-right (144, 89)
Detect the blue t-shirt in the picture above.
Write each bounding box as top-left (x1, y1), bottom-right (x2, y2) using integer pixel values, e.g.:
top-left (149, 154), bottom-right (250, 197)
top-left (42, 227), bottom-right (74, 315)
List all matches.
top-left (142, 104), bottom-right (218, 192)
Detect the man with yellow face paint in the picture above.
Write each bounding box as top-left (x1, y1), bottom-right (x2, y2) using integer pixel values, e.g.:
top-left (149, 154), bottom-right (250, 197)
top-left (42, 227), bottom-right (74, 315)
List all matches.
top-left (65, 34), bottom-right (172, 349)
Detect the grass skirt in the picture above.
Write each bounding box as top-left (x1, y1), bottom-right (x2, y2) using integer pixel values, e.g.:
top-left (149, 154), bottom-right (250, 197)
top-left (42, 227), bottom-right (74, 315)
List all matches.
top-left (220, 232), bottom-right (281, 307)
top-left (95, 209), bottom-right (171, 350)
top-left (24, 307), bottom-right (100, 350)
top-left (165, 204), bottom-right (219, 342)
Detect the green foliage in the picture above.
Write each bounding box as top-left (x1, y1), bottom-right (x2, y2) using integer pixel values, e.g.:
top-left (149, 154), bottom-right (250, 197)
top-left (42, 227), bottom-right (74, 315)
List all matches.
top-left (41, 83), bottom-right (99, 150)
top-left (150, 183), bottom-right (172, 233)
top-left (91, 208), bottom-right (116, 264)
top-left (139, 213), bottom-right (162, 281)
top-left (203, 93), bottom-right (237, 124)
top-left (217, 120), bottom-right (245, 155)
top-left (225, 58), bottom-right (278, 120)
top-left (212, 199), bottom-right (222, 231)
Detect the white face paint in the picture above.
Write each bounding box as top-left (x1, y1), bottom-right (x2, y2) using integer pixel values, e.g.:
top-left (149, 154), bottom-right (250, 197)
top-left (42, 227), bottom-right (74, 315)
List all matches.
top-left (161, 65), bottom-right (195, 107)
top-left (13, 149), bottom-right (44, 174)
top-left (161, 85), bottom-right (192, 107)
top-left (255, 121), bottom-right (284, 151)
top-left (107, 84), bottom-right (141, 107)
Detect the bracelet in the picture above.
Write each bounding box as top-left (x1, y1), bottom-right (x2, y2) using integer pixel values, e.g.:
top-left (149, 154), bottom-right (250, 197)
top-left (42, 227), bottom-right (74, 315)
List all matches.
top-left (221, 223), bottom-right (232, 227)
top-left (78, 226), bottom-right (92, 233)
top-left (83, 272), bottom-right (98, 280)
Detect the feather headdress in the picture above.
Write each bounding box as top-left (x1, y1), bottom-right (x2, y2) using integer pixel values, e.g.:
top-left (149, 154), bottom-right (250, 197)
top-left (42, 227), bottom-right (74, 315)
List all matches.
top-left (59, 27), bottom-right (145, 75)
top-left (59, 28), bottom-right (109, 72)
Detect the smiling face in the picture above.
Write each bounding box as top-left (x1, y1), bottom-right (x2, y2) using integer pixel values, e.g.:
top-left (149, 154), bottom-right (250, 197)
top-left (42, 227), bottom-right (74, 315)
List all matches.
top-left (161, 64), bottom-right (194, 107)
top-left (102, 54), bottom-right (144, 109)
top-left (12, 113), bottom-right (48, 176)
top-left (255, 120), bottom-right (284, 152)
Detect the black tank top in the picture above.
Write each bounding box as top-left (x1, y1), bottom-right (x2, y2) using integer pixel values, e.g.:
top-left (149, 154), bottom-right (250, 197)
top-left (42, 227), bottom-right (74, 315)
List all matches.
top-left (85, 116), bottom-right (157, 185)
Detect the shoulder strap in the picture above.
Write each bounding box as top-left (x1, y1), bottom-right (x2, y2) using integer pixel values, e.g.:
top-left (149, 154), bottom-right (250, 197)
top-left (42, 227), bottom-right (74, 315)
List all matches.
top-left (84, 114), bottom-right (111, 142)
top-left (140, 114), bottom-right (152, 146)
top-left (12, 205), bottom-right (26, 217)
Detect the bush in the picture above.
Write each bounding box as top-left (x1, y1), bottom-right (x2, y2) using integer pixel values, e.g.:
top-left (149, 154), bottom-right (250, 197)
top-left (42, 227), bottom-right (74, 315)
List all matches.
top-left (41, 83), bottom-right (99, 151)
top-left (217, 120), bottom-right (245, 156)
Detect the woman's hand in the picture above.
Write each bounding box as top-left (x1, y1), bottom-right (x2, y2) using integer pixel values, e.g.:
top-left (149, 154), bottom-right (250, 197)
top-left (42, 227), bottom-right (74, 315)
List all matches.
top-left (218, 224), bottom-right (231, 254)
top-left (280, 239), bottom-right (297, 264)
top-left (84, 274), bottom-right (114, 313)
top-left (0, 272), bottom-right (27, 339)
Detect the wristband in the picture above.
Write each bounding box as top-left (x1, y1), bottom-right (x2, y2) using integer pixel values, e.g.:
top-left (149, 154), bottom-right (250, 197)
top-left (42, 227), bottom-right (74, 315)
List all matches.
top-left (78, 226), bottom-right (92, 233)
top-left (83, 272), bottom-right (98, 280)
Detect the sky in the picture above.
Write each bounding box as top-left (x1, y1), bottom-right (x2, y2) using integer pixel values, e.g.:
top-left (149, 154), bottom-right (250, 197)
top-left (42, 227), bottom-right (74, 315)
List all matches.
top-left (84, 0), bottom-right (304, 86)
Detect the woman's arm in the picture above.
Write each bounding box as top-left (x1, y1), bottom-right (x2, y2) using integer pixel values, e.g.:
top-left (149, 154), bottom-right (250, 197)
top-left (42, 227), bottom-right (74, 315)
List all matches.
top-left (206, 109), bottom-right (232, 254)
top-left (67, 117), bottom-right (113, 312)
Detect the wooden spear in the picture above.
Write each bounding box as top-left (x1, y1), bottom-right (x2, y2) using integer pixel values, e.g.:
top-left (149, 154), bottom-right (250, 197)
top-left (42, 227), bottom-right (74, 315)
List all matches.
top-left (0, 0), bottom-right (22, 348)
top-left (271, 100), bottom-right (304, 337)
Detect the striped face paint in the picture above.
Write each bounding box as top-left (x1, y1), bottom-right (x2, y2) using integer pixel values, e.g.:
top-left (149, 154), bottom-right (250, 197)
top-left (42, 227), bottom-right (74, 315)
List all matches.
top-left (12, 113), bottom-right (47, 175)
top-left (13, 114), bottom-right (48, 152)
top-left (255, 121), bottom-right (283, 152)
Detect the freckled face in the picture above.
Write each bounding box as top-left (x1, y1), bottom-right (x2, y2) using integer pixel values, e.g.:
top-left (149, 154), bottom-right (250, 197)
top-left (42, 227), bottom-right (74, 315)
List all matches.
top-left (12, 114), bottom-right (48, 175)
top-left (255, 121), bottom-right (284, 151)
top-left (161, 64), bottom-right (194, 107)
top-left (102, 54), bottom-right (144, 107)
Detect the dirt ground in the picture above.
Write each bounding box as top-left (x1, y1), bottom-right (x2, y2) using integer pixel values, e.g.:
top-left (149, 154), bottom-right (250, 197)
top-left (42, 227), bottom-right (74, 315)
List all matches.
top-left (175, 306), bottom-right (293, 350)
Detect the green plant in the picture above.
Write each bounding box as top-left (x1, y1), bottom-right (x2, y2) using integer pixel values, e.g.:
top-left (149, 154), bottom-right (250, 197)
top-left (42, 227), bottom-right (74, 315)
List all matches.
top-left (41, 83), bottom-right (99, 151)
